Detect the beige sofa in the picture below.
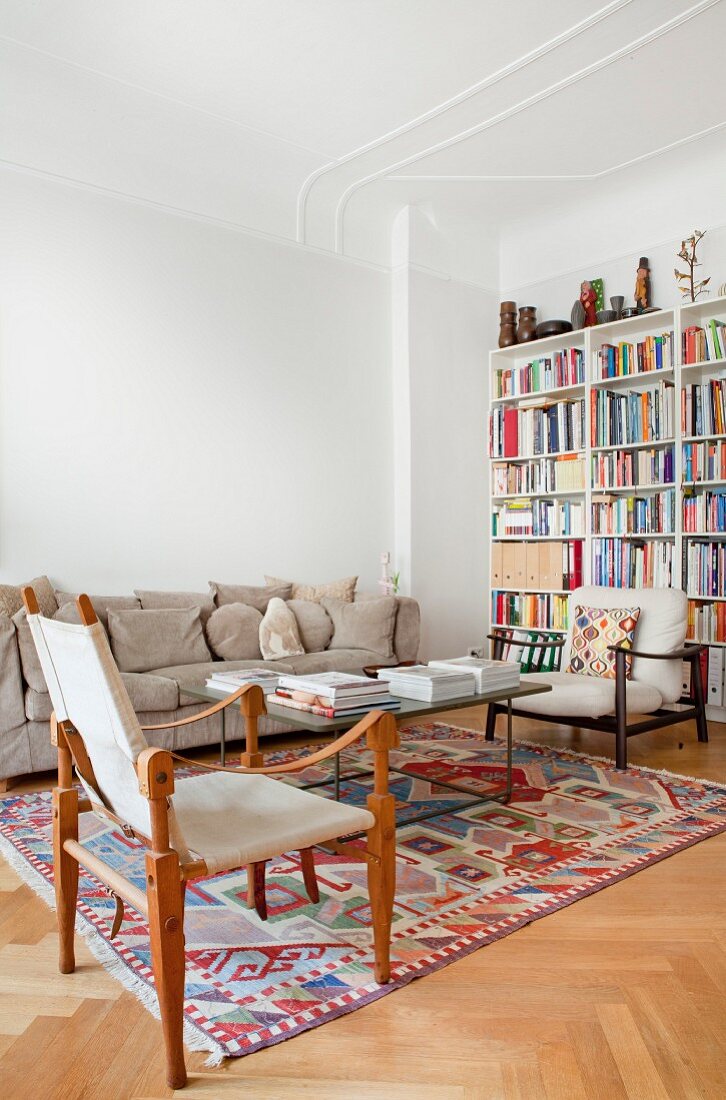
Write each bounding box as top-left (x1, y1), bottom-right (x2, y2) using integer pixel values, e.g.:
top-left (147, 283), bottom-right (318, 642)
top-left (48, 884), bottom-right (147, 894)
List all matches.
top-left (0, 583), bottom-right (420, 787)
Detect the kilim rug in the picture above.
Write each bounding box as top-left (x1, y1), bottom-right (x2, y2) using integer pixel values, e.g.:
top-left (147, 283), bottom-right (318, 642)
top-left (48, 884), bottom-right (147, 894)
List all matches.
top-left (0, 723), bottom-right (725, 1064)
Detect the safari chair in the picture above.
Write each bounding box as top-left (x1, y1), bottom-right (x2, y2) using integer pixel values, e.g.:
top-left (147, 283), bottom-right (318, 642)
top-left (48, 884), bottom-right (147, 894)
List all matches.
top-left (22, 588), bottom-right (398, 1090)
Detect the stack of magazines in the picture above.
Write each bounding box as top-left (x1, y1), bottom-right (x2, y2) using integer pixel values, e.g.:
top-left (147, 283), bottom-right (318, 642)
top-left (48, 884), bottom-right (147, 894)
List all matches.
top-left (428, 656), bottom-right (520, 694)
top-left (269, 672), bottom-right (401, 718)
top-left (377, 665), bottom-right (477, 702)
top-left (205, 668), bottom-right (280, 695)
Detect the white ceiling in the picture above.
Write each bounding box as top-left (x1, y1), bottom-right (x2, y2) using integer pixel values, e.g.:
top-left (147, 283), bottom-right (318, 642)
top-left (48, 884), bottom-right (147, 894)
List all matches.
top-left (1, 0), bottom-right (724, 266)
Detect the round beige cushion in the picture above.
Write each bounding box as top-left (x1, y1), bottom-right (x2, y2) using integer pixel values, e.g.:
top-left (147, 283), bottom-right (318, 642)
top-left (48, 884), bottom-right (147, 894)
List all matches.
top-left (205, 603), bottom-right (263, 661)
top-left (286, 599), bottom-right (333, 653)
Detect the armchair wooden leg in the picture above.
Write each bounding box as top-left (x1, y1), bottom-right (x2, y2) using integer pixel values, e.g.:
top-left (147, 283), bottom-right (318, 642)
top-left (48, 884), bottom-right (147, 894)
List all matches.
top-left (366, 793), bottom-right (396, 984)
top-left (53, 786), bottom-right (79, 974)
top-left (615, 650), bottom-right (628, 770)
top-left (247, 861), bottom-right (268, 921)
top-left (484, 704), bottom-right (498, 742)
top-left (299, 848), bottom-right (319, 903)
top-left (691, 656), bottom-right (709, 744)
top-left (146, 850), bottom-right (187, 1091)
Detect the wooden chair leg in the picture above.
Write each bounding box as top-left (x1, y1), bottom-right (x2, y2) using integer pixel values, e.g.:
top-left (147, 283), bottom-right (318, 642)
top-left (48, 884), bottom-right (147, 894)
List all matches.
top-left (247, 861), bottom-right (268, 921)
top-left (691, 656), bottom-right (710, 743)
top-left (366, 793), bottom-right (396, 984)
top-left (484, 704), bottom-right (498, 742)
top-left (299, 848), bottom-right (319, 903)
top-left (615, 650), bottom-right (628, 770)
top-left (53, 786), bottom-right (79, 974)
top-left (146, 850), bottom-right (187, 1091)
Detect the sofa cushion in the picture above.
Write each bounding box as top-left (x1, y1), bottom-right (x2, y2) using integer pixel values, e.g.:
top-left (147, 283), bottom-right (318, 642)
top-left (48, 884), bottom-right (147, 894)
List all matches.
top-left (287, 599), bottom-right (333, 653)
top-left (108, 607), bottom-right (211, 674)
top-left (567, 605), bottom-right (641, 680)
top-left (512, 671), bottom-right (662, 719)
top-left (54, 600), bottom-right (108, 633)
top-left (279, 649), bottom-right (398, 675)
top-left (266, 574), bottom-right (356, 603)
top-left (120, 672), bottom-right (179, 712)
top-left (55, 592), bottom-right (141, 631)
top-left (205, 603), bottom-right (263, 660)
top-left (135, 589), bottom-right (215, 625)
top-left (1, 575), bottom-right (57, 619)
top-left (259, 598), bottom-right (305, 661)
top-left (322, 596), bottom-right (397, 658)
top-left (25, 687), bottom-right (52, 722)
top-left (12, 608), bottom-right (47, 692)
top-left (210, 582), bottom-right (292, 613)
top-left (0, 613), bottom-right (27, 732)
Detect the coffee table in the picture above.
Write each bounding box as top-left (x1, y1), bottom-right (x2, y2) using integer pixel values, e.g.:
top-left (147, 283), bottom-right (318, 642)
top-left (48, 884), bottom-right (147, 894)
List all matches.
top-left (179, 678), bottom-right (551, 828)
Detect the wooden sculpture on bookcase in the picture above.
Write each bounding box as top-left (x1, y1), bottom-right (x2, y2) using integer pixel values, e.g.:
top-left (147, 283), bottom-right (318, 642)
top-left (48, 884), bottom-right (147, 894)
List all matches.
top-left (675, 231), bottom-right (710, 302)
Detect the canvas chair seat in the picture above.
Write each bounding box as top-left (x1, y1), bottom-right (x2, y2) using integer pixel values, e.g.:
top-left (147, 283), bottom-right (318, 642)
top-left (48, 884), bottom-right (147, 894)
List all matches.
top-left (172, 771), bottom-right (374, 875)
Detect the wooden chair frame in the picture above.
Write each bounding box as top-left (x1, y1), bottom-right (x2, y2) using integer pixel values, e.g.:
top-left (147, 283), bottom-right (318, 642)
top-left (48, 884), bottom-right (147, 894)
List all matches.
top-left (484, 627), bottom-right (708, 769)
top-left (23, 589), bottom-right (399, 1091)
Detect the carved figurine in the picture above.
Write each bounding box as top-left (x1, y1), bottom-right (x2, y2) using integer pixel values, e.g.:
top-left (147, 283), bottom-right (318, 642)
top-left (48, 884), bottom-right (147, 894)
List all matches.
top-left (580, 280), bottom-right (597, 326)
top-left (635, 257), bottom-right (651, 310)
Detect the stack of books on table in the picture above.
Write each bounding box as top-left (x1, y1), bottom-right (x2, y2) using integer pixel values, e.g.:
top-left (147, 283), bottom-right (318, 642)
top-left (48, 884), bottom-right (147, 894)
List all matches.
top-left (428, 656), bottom-right (520, 694)
top-left (377, 665), bottom-right (477, 703)
top-left (269, 672), bottom-right (401, 718)
top-left (204, 668), bottom-right (280, 695)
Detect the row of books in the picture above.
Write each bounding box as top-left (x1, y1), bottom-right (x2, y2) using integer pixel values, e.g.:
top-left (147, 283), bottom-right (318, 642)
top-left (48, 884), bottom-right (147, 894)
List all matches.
top-left (683, 646), bottom-right (726, 708)
top-left (492, 455), bottom-right (585, 496)
top-left (682, 320), bottom-right (726, 365)
top-left (490, 399), bottom-right (586, 458)
top-left (683, 540), bottom-right (726, 598)
top-left (494, 348), bottom-right (585, 399)
top-left (590, 490), bottom-right (676, 536)
top-left (491, 540), bottom-right (584, 592)
top-left (594, 331), bottom-right (674, 378)
top-left (378, 658), bottom-right (519, 702)
top-left (681, 380), bottom-right (726, 437)
top-left (592, 538), bottom-right (673, 588)
top-left (686, 599), bottom-right (726, 644)
top-left (590, 382), bottom-right (675, 448)
top-left (492, 499), bottom-right (585, 538)
top-left (591, 446), bottom-right (674, 491)
top-left (269, 672), bottom-right (400, 718)
top-left (682, 440), bottom-right (726, 483)
top-left (496, 630), bottom-right (562, 673)
top-left (682, 490), bottom-right (726, 534)
top-left (491, 590), bottom-right (570, 631)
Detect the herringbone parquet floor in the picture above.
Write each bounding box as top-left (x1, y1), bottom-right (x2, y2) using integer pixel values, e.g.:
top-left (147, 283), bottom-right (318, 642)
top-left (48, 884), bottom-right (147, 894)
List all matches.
top-left (0, 712), bottom-right (724, 1099)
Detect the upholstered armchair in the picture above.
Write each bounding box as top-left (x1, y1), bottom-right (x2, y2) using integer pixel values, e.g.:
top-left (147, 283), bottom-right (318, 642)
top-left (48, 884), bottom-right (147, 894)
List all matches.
top-left (485, 585), bottom-right (708, 769)
top-left (22, 588), bottom-right (398, 1090)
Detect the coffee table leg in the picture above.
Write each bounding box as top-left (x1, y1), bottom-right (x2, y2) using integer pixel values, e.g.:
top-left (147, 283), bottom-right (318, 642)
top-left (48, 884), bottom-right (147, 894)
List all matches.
top-left (334, 751), bottom-right (340, 800)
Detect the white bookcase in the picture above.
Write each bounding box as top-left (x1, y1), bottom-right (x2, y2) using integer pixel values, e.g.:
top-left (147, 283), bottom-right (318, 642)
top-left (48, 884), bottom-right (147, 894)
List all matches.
top-left (487, 295), bottom-right (726, 722)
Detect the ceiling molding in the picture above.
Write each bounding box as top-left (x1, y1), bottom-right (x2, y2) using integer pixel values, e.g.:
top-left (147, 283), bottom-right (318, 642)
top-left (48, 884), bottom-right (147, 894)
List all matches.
top-left (0, 32), bottom-right (334, 161)
top-left (0, 157), bottom-right (390, 275)
top-left (295, 0), bottom-right (633, 243)
top-left (333, 0), bottom-right (720, 254)
top-left (384, 119), bottom-right (726, 184)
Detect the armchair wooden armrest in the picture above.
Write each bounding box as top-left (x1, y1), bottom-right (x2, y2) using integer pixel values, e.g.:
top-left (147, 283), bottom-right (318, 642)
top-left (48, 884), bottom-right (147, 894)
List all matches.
top-left (607, 642), bottom-right (706, 661)
top-left (140, 682), bottom-right (264, 732)
top-left (487, 631), bottom-right (566, 652)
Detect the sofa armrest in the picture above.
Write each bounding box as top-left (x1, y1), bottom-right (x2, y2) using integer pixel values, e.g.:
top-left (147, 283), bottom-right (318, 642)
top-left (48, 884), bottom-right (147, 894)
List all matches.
top-left (0, 614), bottom-right (27, 733)
top-left (393, 597), bottom-right (420, 662)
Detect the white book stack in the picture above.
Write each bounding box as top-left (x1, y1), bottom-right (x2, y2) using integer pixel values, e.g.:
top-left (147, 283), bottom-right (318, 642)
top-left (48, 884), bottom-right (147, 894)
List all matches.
top-left (205, 668), bottom-right (280, 695)
top-left (377, 665), bottom-right (476, 702)
top-left (428, 656), bottom-right (520, 694)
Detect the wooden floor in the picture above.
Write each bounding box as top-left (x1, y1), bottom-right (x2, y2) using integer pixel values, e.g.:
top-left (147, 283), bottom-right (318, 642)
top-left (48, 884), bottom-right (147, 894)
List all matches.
top-left (0, 711), bottom-right (725, 1099)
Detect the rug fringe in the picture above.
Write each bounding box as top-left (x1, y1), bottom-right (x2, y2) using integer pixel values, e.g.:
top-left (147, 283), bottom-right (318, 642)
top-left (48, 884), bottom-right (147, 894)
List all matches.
top-left (0, 822), bottom-right (225, 1064)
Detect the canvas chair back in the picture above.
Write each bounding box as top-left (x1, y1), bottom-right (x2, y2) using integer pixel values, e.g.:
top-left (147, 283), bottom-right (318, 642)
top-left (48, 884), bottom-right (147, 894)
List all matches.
top-left (26, 608), bottom-right (162, 841)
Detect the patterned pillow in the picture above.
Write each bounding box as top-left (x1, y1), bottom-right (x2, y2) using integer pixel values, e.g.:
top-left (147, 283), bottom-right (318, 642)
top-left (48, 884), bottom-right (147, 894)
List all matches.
top-left (567, 605), bottom-right (641, 680)
top-left (265, 574), bottom-right (357, 603)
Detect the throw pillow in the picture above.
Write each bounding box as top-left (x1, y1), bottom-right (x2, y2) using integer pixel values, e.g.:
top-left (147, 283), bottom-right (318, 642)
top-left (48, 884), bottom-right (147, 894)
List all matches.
top-left (322, 595), bottom-right (397, 658)
top-left (265, 574), bottom-right (357, 603)
top-left (209, 582), bottom-right (292, 613)
top-left (107, 607), bottom-right (211, 674)
top-left (205, 603), bottom-right (263, 660)
top-left (567, 605), bottom-right (641, 680)
top-left (135, 588), bottom-right (215, 625)
top-left (0, 575), bottom-right (57, 619)
top-left (55, 592), bottom-right (141, 631)
top-left (54, 601), bottom-right (108, 634)
top-left (12, 608), bottom-right (47, 692)
top-left (286, 599), bottom-right (333, 653)
top-left (259, 598), bottom-right (305, 661)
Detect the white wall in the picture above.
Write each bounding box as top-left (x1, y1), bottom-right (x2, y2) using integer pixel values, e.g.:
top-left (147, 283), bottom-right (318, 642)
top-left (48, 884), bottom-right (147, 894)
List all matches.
top-left (0, 168), bottom-right (392, 594)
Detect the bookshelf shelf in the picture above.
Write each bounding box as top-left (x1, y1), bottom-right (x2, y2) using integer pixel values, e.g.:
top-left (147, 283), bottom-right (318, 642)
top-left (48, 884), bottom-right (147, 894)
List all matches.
top-left (493, 489), bottom-right (586, 500)
top-left (491, 450), bottom-right (585, 463)
top-left (688, 593), bottom-right (726, 601)
top-left (491, 622), bottom-right (568, 635)
top-left (682, 433), bottom-right (726, 444)
top-left (590, 438), bottom-right (675, 453)
top-left (591, 368), bottom-right (674, 388)
top-left (492, 535), bottom-right (585, 542)
top-left (491, 382), bottom-right (585, 406)
top-left (594, 482), bottom-right (676, 493)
